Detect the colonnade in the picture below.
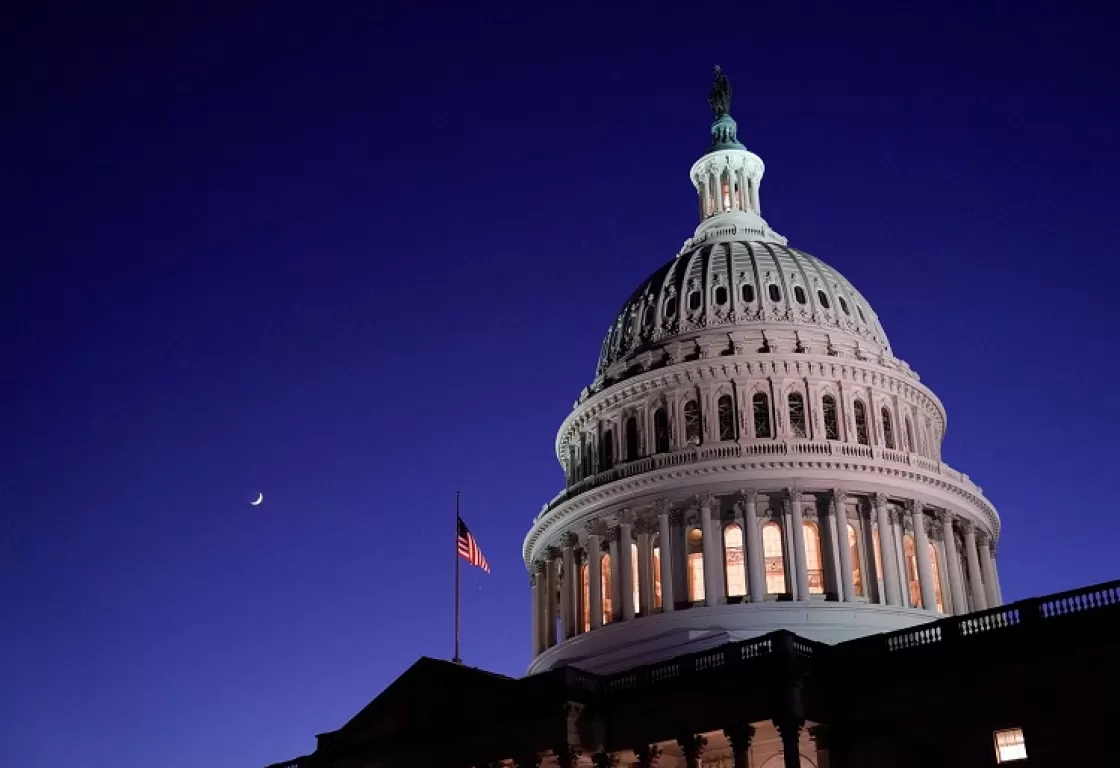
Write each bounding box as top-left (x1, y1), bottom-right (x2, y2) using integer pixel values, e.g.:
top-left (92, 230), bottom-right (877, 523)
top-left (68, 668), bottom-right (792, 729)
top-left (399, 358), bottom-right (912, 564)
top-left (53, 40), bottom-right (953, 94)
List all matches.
top-left (530, 488), bottom-right (1002, 657)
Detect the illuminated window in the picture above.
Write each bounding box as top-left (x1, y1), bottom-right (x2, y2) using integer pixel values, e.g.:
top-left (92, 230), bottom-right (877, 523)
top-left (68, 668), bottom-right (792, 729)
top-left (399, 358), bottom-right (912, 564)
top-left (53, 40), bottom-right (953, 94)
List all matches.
top-left (581, 561), bottom-right (590, 632)
top-left (724, 524), bottom-right (747, 598)
top-left (687, 527), bottom-right (705, 603)
top-left (652, 537), bottom-right (662, 609)
top-left (600, 429), bottom-right (614, 471)
top-left (763, 522), bottom-right (785, 594)
top-left (684, 400), bottom-right (702, 444)
top-left (631, 541), bottom-right (640, 615)
top-left (721, 171), bottom-right (732, 209)
top-left (653, 408), bottom-right (670, 454)
top-left (601, 553), bottom-right (613, 624)
top-left (817, 290), bottom-right (831, 310)
top-left (930, 542), bottom-right (944, 613)
top-left (625, 416), bottom-right (639, 460)
top-left (994, 728), bottom-right (1027, 763)
top-left (753, 393), bottom-right (772, 438)
top-left (853, 400), bottom-right (870, 445)
top-left (718, 395), bottom-right (736, 441)
top-left (903, 534), bottom-right (921, 608)
top-left (741, 283), bottom-right (755, 303)
top-left (788, 392), bottom-right (806, 438)
top-left (847, 524), bottom-right (864, 596)
top-left (881, 407), bottom-right (895, 449)
top-left (822, 395), bottom-right (840, 440)
top-left (803, 521), bottom-right (825, 594)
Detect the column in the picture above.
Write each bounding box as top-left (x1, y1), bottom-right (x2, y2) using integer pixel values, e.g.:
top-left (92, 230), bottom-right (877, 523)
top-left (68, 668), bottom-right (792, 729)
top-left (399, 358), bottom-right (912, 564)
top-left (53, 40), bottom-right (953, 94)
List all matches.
top-left (678, 734), bottom-right (707, 768)
top-left (618, 512), bottom-right (635, 620)
top-left (656, 500), bottom-right (676, 612)
top-left (962, 521), bottom-right (988, 611)
top-left (911, 501), bottom-right (937, 611)
top-left (561, 535), bottom-right (576, 639)
top-left (609, 535), bottom-right (621, 622)
top-left (545, 550), bottom-right (559, 647)
top-left (724, 724), bottom-right (755, 768)
top-left (699, 493), bottom-right (723, 605)
top-left (808, 724), bottom-right (833, 768)
top-left (636, 522), bottom-right (653, 615)
top-left (874, 493), bottom-right (902, 606)
top-left (633, 745), bottom-right (661, 768)
top-left (787, 488), bottom-right (810, 601)
top-left (992, 550), bottom-right (1004, 605)
top-left (821, 494), bottom-right (843, 599)
top-left (742, 489), bottom-right (765, 602)
top-left (587, 531), bottom-right (603, 629)
top-left (530, 566), bottom-right (541, 656)
top-left (833, 490), bottom-right (856, 601)
top-left (939, 512), bottom-right (967, 615)
top-left (775, 717), bottom-right (805, 768)
top-left (978, 533), bottom-right (1000, 607)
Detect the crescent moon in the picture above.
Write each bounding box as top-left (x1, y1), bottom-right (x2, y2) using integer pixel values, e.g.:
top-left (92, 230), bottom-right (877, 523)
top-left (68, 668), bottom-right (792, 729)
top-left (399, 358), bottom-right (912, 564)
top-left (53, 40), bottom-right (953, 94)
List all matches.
top-left (251, 492), bottom-right (263, 506)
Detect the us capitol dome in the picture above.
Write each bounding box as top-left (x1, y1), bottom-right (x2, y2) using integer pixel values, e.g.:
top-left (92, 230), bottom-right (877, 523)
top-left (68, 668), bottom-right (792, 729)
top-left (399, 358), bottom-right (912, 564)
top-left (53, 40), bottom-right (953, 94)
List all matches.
top-left (523, 67), bottom-right (1002, 675)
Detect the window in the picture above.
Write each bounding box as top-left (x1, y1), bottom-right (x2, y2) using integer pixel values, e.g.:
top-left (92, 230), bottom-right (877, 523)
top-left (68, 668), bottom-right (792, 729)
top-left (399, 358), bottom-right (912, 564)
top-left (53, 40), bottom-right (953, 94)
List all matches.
top-left (903, 534), bottom-right (921, 608)
top-left (741, 283), bottom-right (755, 303)
top-left (853, 400), bottom-right (870, 445)
top-left (905, 417), bottom-right (915, 453)
top-left (753, 393), bottom-right (772, 438)
top-left (847, 524), bottom-right (863, 596)
top-left (724, 524), bottom-right (747, 598)
top-left (687, 528), bottom-right (705, 603)
top-left (881, 407), bottom-right (895, 449)
top-left (688, 291), bottom-right (701, 311)
top-left (817, 290), bottom-right (831, 309)
top-left (788, 392), bottom-right (807, 438)
top-left (823, 395), bottom-right (840, 440)
top-left (839, 297), bottom-right (850, 315)
top-left (581, 561), bottom-right (590, 632)
top-left (768, 284), bottom-right (781, 302)
top-left (601, 553), bottom-right (613, 624)
top-left (625, 416), bottom-right (639, 460)
top-left (715, 286), bottom-right (728, 305)
top-left (643, 305), bottom-right (654, 327)
top-left (930, 542), bottom-right (944, 613)
top-left (763, 522), bottom-right (786, 594)
top-left (652, 537), bottom-right (662, 610)
top-left (653, 408), bottom-right (670, 454)
top-left (631, 542), bottom-right (640, 615)
top-left (600, 429), bottom-right (614, 471)
top-left (857, 306), bottom-right (866, 322)
top-left (803, 521), bottom-right (825, 594)
top-left (664, 297), bottom-right (676, 317)
top-left (793, 285), bottom-right (807, 304)
top-left (994, 728), bottom-right (1027, 763)
top-left (684, 400), bottom-right (701, 444)
top-left (718, 394), bottom-right (736, 440)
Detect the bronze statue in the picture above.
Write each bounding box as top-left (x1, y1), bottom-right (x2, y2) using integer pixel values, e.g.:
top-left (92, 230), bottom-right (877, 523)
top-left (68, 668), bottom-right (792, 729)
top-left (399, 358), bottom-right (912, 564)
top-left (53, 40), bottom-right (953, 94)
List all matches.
top-left (708, 65), bottom-right (732, 116)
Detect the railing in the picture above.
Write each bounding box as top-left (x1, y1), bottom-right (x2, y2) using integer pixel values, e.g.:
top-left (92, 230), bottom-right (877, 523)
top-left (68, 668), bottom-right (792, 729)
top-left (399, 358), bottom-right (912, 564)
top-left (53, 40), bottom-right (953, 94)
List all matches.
top-left (538, 439), bottom-right (986, 519)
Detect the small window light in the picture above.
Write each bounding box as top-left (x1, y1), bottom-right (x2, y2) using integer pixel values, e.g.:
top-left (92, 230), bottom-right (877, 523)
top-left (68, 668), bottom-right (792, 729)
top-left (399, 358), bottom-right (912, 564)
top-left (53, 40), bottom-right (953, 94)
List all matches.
top-left (817, 290), bottom-right (830, 310)
top-left (794, 286), bottom-right (807, 304)
top-left (768, 284), bottom-right (781, 302)
top-left (994, 728), bottom-right (1027, 763)
top-left (715, 286), bottom-right (728, 305)
top-left (741, 283), bottom-right (755, 303)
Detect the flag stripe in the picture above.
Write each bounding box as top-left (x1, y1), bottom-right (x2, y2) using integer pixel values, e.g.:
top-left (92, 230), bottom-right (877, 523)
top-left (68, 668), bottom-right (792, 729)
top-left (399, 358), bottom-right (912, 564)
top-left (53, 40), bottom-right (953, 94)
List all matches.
top-left (457, 517), bottom-right (490, 573)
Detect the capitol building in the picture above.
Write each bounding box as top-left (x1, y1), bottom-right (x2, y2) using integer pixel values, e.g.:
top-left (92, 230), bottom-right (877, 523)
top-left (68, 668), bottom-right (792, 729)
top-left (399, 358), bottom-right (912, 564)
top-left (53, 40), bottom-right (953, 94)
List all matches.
top-left (266, 70), bottom-right (1118, 768)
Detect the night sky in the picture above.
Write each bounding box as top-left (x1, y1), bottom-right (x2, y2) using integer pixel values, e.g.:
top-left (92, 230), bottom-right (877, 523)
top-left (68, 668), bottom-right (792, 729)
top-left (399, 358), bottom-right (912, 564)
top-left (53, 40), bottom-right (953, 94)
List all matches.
top-left (4, 2), bottom-right (1119, 766)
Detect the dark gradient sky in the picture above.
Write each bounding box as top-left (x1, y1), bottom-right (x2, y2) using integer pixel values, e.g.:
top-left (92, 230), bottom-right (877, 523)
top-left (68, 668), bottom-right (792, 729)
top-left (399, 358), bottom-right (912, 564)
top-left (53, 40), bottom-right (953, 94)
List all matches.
top-left (3, 2), bottom-right (1119, 766)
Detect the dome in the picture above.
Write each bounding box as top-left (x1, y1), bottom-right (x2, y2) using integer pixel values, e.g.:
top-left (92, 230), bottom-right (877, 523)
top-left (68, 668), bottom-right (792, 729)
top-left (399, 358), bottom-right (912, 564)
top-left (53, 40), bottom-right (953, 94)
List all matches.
top-left (522, 68), bottom-right (1002, 677)
top-left (595, 241), bottom-right (892, 381)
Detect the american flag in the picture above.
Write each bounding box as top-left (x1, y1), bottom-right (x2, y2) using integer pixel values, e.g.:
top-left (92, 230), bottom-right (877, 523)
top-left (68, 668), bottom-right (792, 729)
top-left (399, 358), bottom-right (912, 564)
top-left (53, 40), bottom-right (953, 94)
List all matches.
top-left (457, 516), bottom-right (490, 573)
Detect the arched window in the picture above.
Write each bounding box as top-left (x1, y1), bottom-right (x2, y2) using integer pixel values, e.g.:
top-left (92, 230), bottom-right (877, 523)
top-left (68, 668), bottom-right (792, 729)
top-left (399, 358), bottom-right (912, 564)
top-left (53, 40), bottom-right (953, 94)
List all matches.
top-left (839, 296), bottom-right (850, 315)
top-left (753, 392), bottom-right (772, 438)
top-left (881, 407), bottom-right (895, 449)
top-left (624, 416), bottom-right (639, 460)
top-left (652, 535), bottom-right (662, 610)
top-left (904, 417), bottom-right (915, 453)
top-left (715, 286), bottom-right (728, 305)
top-left (684, 400), bottom-right (701, 444)
top-left (930, 542), bottom-right (945, 613)
top-left (600, 553), bottom-right (613, 624)
top-left (741, 283), bottom-right (755, 303)
top-left (794, 285), bottom-right (807, 304)
top-left (822, 395), bottom-right (840, 440)
top-left (688, 291), bottom-right (701, 311)
top-left (817, 290), bottom-right (831, 310)
top-left (768, 284), bottom-right (781, 302)
top-left (581, 561), bottom-right (590, 632)
top-left (687, 527), bottom-right (705, 603)
top-left (903, 535), bottom-right (921, 608)
top-left (600, 429), bottom-right (614, 472)
top-left (724, 524), bottom-right (747, 597)
top-left (653, 408), bottom-right (670, 454)
top-left (763, 522), bottom-right (785, 594)
top-left (788, 392), bottom-right (807, 438)
top-left (803, 522), bottom-right (825, 594)
top-left (853, 400), bottom-right (870, 445)
top-left (847, 524), bottom-right (864, 597)
top-left (664, 296), bottom-right (677, 317)
top-left (718, 394), bottom-right (736, 441)
top-left (631, 541), bottom-right (640, 615)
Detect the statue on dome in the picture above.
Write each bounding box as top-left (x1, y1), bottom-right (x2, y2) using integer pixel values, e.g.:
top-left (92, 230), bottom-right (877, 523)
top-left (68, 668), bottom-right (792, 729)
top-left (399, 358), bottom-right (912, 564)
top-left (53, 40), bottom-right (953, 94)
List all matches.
top-left (708, 65), bottom-right (732, 116)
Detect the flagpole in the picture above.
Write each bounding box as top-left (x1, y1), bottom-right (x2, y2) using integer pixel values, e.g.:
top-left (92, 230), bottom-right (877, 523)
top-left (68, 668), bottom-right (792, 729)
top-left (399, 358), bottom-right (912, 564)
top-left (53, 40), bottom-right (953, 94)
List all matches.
top-left (454, 490), bottom-right (462, 664)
